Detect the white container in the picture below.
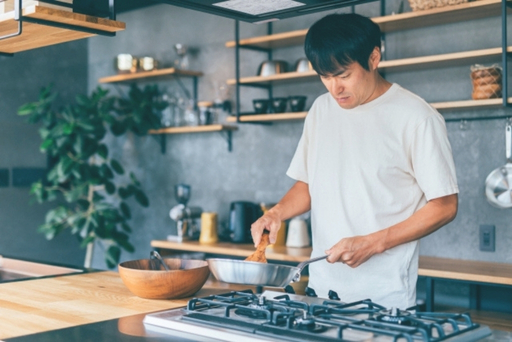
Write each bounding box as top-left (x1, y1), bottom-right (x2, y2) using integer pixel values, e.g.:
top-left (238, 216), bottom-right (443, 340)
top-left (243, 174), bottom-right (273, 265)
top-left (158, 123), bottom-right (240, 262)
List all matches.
top-left (286, 217), bottom-right (310, 248)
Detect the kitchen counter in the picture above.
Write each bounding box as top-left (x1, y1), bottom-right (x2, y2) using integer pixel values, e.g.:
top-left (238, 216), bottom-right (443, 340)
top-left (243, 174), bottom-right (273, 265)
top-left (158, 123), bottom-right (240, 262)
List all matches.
top-left (1, 270), bottom-right (511, 341)
top-left (0, 271), bottom-right (254, 340)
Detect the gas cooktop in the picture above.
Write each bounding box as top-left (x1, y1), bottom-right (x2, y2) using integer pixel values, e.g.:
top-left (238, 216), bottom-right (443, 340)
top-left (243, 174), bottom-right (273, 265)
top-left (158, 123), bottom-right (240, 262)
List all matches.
top-left (144, 288), bottom-right (493, 342)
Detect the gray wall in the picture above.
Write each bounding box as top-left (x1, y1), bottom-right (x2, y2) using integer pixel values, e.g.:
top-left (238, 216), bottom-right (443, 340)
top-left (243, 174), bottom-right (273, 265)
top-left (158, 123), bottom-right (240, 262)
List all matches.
top-left (0, 41), bottom-right (88, 267)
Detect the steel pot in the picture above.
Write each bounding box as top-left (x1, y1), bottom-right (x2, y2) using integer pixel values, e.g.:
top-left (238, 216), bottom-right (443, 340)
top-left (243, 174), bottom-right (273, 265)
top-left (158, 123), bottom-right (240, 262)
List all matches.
top-left (485, 123), bottom-right (512, 208)
top-left (207, 255), bottom-right (327, 287)
top-left (257, 60), bottom-right (288, 77)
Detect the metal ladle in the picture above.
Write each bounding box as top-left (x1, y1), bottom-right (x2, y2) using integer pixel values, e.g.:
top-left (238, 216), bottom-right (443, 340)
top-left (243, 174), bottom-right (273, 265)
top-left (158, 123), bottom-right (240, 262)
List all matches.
top-left (150, 251), bottom-right (170, 271)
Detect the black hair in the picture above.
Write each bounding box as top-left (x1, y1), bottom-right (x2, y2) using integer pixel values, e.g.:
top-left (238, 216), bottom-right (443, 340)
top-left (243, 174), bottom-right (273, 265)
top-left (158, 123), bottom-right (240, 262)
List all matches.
top-left (305, 13), bottom-right (381, 75)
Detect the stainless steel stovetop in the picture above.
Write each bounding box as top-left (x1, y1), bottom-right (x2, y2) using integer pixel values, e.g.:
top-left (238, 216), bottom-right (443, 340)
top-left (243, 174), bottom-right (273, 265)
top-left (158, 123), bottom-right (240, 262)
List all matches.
top-left (143, 289), bottom-right (493, 342)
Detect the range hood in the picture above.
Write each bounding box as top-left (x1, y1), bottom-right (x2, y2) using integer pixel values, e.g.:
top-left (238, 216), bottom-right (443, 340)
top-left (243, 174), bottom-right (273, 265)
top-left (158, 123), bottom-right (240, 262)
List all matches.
top-left (154, 0), bottom-right (379, 23)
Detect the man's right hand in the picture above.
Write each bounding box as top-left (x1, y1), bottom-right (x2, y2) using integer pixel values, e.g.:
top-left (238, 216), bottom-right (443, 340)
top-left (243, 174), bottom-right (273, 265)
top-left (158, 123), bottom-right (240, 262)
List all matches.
top-left (250, 181), bottom-right (311, 247)
top-left (250, 208), bottom-right (282, 246)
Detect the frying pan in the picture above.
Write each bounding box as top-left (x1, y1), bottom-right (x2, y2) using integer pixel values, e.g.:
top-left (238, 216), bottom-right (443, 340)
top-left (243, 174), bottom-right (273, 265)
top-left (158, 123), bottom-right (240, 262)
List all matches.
top-left (485, 123), bottom-right (512, 208)
top-left (207, 255), bottom-right (328, 287)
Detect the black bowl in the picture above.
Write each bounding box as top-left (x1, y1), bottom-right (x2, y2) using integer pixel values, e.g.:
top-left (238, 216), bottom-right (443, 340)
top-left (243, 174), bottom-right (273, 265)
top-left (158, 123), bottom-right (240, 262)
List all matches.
top-left (288, 96), bottom-right (307, 112)
top-left (253, 99), bottom-right (270, 114)
top-left (270, 97), bottom-right (288, 113)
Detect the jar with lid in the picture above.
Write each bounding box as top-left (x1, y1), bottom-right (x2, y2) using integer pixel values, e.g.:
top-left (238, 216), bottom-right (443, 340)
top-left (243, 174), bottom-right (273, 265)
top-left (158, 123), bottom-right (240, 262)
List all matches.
top-left (197, 101), bottom-right (214, 125)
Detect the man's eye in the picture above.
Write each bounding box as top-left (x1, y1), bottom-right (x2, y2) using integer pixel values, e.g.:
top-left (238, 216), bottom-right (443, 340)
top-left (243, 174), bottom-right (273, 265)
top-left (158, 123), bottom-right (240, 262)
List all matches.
top-left (339, 73), bottom-right (350, 79)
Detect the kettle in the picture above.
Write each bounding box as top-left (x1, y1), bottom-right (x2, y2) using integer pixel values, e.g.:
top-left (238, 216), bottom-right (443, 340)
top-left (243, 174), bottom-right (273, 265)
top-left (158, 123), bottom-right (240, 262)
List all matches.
top-left (229, 201), bottom-right (262, 243)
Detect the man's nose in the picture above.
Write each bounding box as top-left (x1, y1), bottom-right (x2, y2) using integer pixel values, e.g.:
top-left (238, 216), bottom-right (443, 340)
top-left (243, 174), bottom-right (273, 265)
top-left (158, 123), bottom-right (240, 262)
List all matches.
top-left (329, 78), bottom-right (344, 95)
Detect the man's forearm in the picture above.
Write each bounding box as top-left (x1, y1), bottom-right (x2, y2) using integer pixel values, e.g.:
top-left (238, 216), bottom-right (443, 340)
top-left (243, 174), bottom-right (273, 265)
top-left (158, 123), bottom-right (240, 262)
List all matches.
top-left (375, 193), bottom-right (458, 253)
top-left (269, 181), bottom-right (311, 222)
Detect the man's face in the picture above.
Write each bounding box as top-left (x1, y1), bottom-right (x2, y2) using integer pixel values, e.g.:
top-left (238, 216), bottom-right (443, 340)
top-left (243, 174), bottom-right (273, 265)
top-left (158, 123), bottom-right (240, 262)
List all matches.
top-left (319, 49), bottom-right (380, 110)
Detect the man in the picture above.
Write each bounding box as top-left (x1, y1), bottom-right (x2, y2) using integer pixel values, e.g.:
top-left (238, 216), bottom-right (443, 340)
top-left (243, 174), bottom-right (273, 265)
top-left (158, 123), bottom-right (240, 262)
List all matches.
top-left (250, 13), bottom-right (458, 309)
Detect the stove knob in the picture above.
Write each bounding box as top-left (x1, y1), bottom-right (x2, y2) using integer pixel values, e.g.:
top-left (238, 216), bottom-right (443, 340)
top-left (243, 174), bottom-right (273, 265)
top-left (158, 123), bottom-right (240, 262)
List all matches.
top-left (284, 285), bottom-right (295, 294)
top-left (305, 287), bottom-right (317, 297)
top-left (328, 290), bottom-right (340, 300)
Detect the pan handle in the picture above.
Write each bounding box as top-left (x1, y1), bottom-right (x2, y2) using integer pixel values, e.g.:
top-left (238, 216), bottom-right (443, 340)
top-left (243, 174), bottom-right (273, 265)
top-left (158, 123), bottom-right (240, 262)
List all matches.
top-left (292, 255), bottom-right (328, 282)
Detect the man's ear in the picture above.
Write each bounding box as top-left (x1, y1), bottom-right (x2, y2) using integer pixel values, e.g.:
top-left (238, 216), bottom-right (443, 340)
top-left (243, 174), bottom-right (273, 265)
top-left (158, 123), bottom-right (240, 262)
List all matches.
top-left (368, 47), bottom-right (381, 71)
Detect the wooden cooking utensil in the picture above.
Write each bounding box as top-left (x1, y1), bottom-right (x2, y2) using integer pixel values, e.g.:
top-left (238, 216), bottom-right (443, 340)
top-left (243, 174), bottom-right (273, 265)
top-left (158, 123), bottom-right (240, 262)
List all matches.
top-left (245, 232), bottom-right (270, 263)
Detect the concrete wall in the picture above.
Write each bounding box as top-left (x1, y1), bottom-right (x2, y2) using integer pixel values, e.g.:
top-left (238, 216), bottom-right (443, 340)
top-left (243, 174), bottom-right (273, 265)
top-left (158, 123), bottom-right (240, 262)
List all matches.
top-left (0, 41), bottom-right (88, 267)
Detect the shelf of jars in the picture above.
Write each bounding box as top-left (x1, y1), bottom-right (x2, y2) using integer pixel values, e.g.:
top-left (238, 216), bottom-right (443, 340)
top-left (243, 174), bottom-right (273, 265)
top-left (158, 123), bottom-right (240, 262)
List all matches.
top-left (0, 5), bottom-right (125, 55)
top-left (224, 0), bottom-right (507, 50)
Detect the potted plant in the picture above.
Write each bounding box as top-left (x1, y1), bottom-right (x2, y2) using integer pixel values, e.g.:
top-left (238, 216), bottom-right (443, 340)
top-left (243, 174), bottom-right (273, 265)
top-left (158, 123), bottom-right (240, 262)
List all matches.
top-left (18, 84), bottom-right (166, 268)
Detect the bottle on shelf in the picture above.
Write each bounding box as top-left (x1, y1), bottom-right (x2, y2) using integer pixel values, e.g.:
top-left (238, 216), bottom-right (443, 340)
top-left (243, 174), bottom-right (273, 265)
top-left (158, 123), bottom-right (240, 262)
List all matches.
top-left (198, 101), bottom-right (214, 125)
top-left (184, 99), bottom-right (199, 126)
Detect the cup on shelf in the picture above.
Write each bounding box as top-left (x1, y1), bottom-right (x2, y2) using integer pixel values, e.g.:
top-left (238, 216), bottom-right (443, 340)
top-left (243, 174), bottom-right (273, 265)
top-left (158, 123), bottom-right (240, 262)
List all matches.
top-left (270, 97), bottom-right (288, 113)
top-left (253, 99), bottom-right (270, 114)
top-left (288, 96), bottom-right (307, 112)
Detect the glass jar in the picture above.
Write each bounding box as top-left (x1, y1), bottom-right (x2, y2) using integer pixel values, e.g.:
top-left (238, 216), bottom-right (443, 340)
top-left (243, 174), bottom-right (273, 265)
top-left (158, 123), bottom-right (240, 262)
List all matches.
top-left (183, 100), bottom-right (199, 126)
top-left (198, 101), bottom-right (213, 125)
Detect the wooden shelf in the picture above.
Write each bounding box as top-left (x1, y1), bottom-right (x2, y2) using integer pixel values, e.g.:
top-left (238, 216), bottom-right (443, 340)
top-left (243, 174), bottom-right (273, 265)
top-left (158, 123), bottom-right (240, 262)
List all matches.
top-left (228, 46), bottom-right (511, 85)
top-left (225, 0), bottom-right (507, 49)
top-left (432, 97), bottom-right (512, 110)
top-left (226, 112), bottom-right (307, 123)
top-left (227, 70), bottom-right (317, 86)
top-left (0, 5), bottom-right (125, 54)
top-left (148, 124), bottom-right (237, 135)
top-left (98, 67), bottom-right (203, 84)
top-left (380, 46), bottom-right (512, 72)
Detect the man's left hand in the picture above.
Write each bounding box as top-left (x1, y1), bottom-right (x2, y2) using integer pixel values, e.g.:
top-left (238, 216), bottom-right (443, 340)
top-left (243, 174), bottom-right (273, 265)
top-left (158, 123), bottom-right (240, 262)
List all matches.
top-left (325, 234), bottom-right (381, 268)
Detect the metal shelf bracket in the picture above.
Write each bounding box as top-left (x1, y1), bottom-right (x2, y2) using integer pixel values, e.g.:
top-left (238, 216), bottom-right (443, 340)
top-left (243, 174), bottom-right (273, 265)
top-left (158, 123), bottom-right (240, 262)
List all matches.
top-left (219, 130), bottom-right (233, 152)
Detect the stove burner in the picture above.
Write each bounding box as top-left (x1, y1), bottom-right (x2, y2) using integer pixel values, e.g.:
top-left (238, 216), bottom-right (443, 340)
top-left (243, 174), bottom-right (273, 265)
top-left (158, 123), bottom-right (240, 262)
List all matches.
top-left (376, 307), bottom-right (413, 325)
top-left (290, 311), bottom-right (328, 333)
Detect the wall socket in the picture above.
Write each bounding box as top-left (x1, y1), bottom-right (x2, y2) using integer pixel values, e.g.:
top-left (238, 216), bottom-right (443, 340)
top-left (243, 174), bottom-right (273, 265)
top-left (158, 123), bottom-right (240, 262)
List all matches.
top-left (479, 225), bottom-right (495, 252)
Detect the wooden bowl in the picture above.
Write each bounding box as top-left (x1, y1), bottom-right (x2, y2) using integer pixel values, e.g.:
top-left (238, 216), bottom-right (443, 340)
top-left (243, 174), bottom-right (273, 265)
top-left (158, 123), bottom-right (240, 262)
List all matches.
top-left (118, 258), bottom-right (210, 299)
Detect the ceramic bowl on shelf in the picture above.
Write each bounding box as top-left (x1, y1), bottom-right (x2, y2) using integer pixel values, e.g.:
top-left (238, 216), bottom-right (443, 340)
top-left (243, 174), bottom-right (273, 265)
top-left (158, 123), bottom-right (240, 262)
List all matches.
top-left (253, 99), bottom-right (270, 114)
top-left (270, 97), bottom-right (288, 113)
top-left (289, 96), bottom-right (307, 112)
top-left (118, 258), bottom-right (210, 299)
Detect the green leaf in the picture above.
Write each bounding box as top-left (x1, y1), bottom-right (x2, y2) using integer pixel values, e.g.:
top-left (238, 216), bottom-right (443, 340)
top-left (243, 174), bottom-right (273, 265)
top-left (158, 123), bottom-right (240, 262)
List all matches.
top-left (100, 164), bottom-right (114, 179)
top-left (120, 201), bottom-right (131, 219)
top-left (97, 144), bottom-right (108, 159)
top-left (134, 189), bottom-right (149, 207)
top-left (129, 172), bottom-right (141, 187)
top-left (121, 222), bottom-right (132, 233)
top-left (105, 181), bottom-right (116, 194)
top-left (110, 159), bottom-right (124, 175)
top-left (17, 103), bottom-right (37, 116)
top-left (105, 245), bottom-right (121, 269)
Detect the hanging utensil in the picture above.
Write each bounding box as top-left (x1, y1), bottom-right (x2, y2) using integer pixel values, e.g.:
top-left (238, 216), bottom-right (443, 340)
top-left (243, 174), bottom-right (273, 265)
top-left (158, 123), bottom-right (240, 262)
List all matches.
top-left (245, 232), bottom-right (270, 263)
top-left (485, 122), bottom-right (512, 208)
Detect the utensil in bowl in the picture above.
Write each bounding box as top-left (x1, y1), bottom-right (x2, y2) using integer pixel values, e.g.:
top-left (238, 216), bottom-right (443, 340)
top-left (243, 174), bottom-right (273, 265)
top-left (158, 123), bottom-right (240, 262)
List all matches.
top-left (288, 96), bottom-right (307, 112)
top-left (149, 250), bottom-right (170, 271)
top-left (295, 58), bottom-right (313, 73)
top-left (253, 99), bottom-right (270, 114)
top-left (257, 60), bottom-right (288, 77)
top-left (118, 258), bottom-right (210, 299)
top-left (270, 97), bottom-right (288, 113)
top-left (207, 255), bottom-right (328, 287)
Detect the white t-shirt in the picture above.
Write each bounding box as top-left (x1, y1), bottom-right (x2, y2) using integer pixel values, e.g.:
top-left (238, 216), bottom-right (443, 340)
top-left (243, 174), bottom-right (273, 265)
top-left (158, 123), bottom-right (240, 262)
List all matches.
top-left (286, 83), bottom-right (458, 309)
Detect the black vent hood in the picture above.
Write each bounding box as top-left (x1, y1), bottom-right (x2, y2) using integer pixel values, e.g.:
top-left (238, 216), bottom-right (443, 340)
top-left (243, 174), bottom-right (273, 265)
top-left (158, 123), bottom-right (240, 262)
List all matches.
top-left (154, 0), bottom-right (379, 23)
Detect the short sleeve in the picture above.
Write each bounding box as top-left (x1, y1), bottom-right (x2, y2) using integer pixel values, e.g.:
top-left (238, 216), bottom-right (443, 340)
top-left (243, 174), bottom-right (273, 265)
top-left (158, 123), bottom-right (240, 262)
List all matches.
top-left (410, 114), bottom-right (459, 201)
top-left (286, 118), bottom-right (310, 184)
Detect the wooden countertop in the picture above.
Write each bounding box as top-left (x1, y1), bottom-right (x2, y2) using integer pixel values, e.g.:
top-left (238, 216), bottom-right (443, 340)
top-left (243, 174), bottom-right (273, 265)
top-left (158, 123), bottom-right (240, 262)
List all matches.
top-left (152, 240), bottom-right (512, 285)
top-left (0, 271), bottom-right (255, 340)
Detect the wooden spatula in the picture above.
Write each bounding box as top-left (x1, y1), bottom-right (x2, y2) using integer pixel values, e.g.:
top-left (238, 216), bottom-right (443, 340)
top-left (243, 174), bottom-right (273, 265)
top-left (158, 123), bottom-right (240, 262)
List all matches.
top-left (245, 232), bottom-right (270, 263)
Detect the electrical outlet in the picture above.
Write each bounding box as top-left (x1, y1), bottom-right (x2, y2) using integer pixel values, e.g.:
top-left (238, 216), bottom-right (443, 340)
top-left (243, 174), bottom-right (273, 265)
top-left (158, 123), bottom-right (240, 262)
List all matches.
top-left (479, 225), bottom-right (495, 252)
